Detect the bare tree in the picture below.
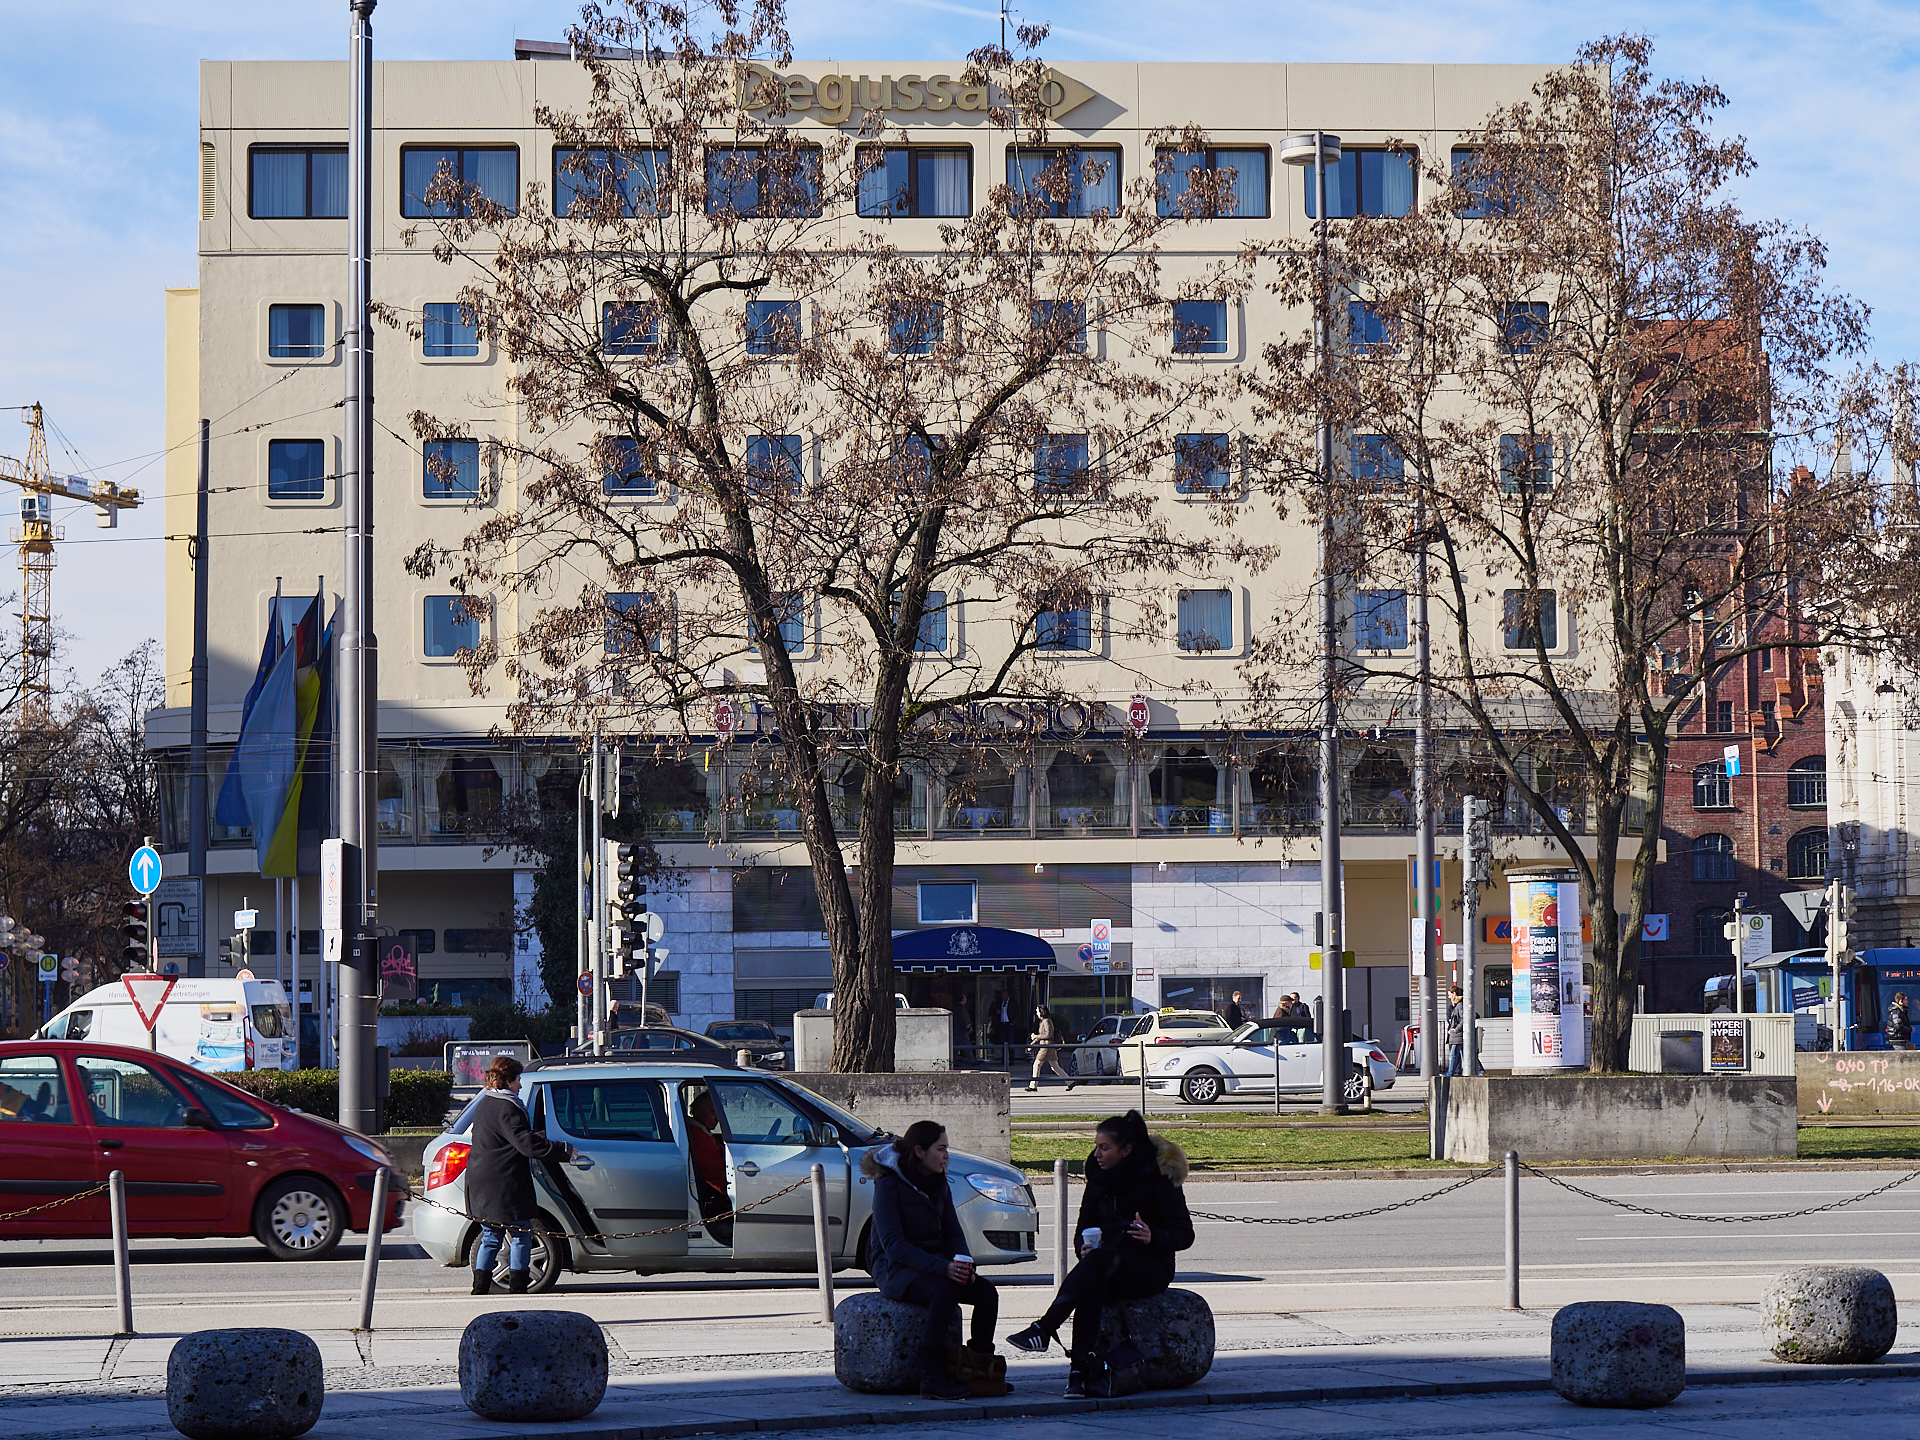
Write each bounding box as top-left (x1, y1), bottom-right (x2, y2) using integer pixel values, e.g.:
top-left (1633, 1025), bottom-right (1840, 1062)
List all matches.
top-left (401, 1), bottom-right (1242, 1068)
top-left (1247, 35), bottom-right (1902, 1069)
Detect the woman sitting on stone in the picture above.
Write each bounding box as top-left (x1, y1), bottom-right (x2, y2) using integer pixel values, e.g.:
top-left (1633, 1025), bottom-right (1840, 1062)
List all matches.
top-left (1008, 1109), bottom-right (1193, 1396)
top-left (863, 1119), bottom-right (999, 1401)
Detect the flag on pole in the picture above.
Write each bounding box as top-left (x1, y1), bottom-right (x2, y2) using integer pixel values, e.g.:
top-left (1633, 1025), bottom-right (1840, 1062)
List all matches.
top-left (214, 618), bottom-right (283, 827)
top-left (259, 598), bottom-right (326, 877)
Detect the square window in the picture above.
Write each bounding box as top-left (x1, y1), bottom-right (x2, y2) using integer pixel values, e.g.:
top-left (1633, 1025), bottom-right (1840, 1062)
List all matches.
top-left (1499, 301), bottom-right (1550, 355)
top-left (1036, 603), bottom-right (1093, 652)
top-left (745, 435), bottom-right (804, 494)
top-left (1172, 300), bottom-right (1228, 355)
top-left (1031, 300), bottom-right (1087, 352)
top-left (423, 596), bottom-right (479, 657)
top-left (1351, 434), bottom-right (1405, 484)
top-left (1156, 147), bottom-right (1271, 218)
top-left (1034, 434), bottom-right (1089, 492)
top-left (1356, 589), bottom-right (1408, 649)
top-left (1501, 588), bottom-right (1557, 650)
top-left (1175, 433), bottom-right (1232, 492)
top-left (918, 881), bottom-right (976, 924)
top-left (1007, 148), bottom-right (1120, 216)
top-left (423, 302), bottom-right (479, 358)
top-left (401, 146), bottom-right (518, 219)
top-left (602, 436), bottom-right (659, 497)
top-left (1451, 147), bottom-right (1498, 219)
top-left (1176, 588), bottom-right (1233, 652)
top-left (268, 304), bottom-right (327, 359)
top-left (1348, 301), bottom-right (1397, 352)
top-left (888, 300), bottom-right (944, 356)
top-left (422, 439), bottom-right (481, 500)
top-left (749, 594), bottom-right (805, 653)
top-left (249, 147), bottom-right (347, 219)
top-left (606, 592), bottom-right (666, 654)
top-left (602, 302), bottom-right (663, 356)
top-left (1499, 434), bottom-right (1553, 494)
top-left (554, 146), bottom-right (668, 218)
top-left (705, 144), bottom-right (822, 217)
top-left (1304, 148), bottom-right (1416, 218)
top-left (745, 300), bottom-right (800, 357)
top-left (267, 439), bottom-right (326, 500)
top-left (856, 146), bottom-right (972, 217)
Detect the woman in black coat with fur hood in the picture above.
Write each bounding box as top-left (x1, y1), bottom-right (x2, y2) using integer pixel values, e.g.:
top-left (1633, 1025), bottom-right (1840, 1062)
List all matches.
top-left (1008, 1110), bottom-right (1193, 1395)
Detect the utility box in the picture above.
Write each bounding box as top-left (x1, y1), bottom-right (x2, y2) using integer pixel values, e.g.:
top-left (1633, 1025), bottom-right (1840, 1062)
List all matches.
top-left (1659, 1031), bottom-right (1704, 1074)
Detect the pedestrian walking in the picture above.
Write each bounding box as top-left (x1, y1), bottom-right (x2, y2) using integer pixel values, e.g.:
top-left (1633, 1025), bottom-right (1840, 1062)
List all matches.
top-left (990, 990), bottom-right (1011, 1048)
top-left (466, 1054), bottom-right (573, 1294)
top-left (863, 1120), bottom-right (1000, 1401)
top-left (1028, 1004), bottom-right (1074, 1092)
top-left (1007, 1110), bottom-right (1194, 1397)
top-left (1445, 984), bottom-right (1465, 1075)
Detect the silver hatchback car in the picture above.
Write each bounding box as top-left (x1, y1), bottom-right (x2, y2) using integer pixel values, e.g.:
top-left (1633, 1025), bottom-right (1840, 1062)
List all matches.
top-left (413, 1056), bottom-right (1038, 1291)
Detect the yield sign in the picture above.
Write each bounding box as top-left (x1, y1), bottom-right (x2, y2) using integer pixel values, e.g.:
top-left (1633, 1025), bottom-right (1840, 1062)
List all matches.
top-left (122, 972), bottom-right (177, 1032)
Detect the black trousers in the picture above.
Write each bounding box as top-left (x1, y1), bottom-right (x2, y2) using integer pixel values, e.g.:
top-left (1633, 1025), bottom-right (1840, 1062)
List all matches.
top-left (1043, 1248), bottom-right (1168, 1359)
top-left (899, 1272), bottom-right (999, 1377)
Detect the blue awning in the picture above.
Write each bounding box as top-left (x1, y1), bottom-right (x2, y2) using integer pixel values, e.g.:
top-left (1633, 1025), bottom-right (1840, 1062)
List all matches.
top-left (892, 926), bottom-right (1057, 973)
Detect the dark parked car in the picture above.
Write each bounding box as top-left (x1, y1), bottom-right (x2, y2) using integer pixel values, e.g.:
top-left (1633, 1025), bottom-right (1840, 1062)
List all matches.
top-left (605, 1025), bottom-right (734, 1057)
top-left (704, 1021), bottom-right (789, 1069)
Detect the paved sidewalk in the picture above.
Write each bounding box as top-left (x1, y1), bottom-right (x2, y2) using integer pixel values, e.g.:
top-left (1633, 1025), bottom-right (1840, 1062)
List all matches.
top-left (3, 1301), bottom-right (1917, 1440)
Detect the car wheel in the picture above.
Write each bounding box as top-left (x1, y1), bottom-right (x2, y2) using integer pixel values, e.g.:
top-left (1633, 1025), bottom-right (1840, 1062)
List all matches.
top-left (254, 1177), bottom-right (345, 1261)
top-left (487, 1218), bottom-right (564, 1294)
top-left (1064, 1050), bottom-right (1080, 1077)
top-left (855, 1220), bottom-right (873, 1272)
top-left (1343, 1069), bottom-right (1372, 1104)
top-left (1180, 1069), bottom-right (1222, 1105)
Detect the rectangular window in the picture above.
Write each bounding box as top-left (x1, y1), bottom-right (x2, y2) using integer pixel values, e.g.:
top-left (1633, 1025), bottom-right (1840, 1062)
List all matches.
top-left (422, 439), bottom-right (481, 500)
top-left (1348, 301), bottom-right (1397, 352)
top-left (397, 928), bottom-right (437, 955)
top-left (705, 144), bottom-right (822, 217)
top-left (1356, 589), bottom-right (1408, 649)
top-left (745, 300), bottom-right (800, 357)
top-left (422, 302), bottom-right (479, 358)
top-left (1499, 434), bottom-right (1553, 494)
top-left (1351, 434), bottom-right (1405, 484)
top-left (1451, 146), bottom-right (1554, 219)
top-left (553, 146), bottom-right (668, 218)
top-left (1713, 700), bottom-right (1736, 734)
top-left (1157, 147), bottom-right (1271, 218)
top-left (605, 592), bottom-right (666, 654)
top-left (1006, 147), bottom-right (1120, 216)
top-left (917, 590), bottom-right (949, 653)
top-left (1502, 588), bottom-right (1558, 650)
top-left (401, 146), bottom-right (519, 218)
top-left (423, 596), bottom-right (479, 657)
top-left (1177, 588), bottom-right (1234, 652)
top-left (1036, 603), bottom-right (1094, 652)
top-left (749, 594), bottom-right (805, 654)
top-left (268, 304), bottom-right (327, 359)
top-left (267, 439), bottom-right (326, 500)
top-left (1175, 433), bottom-right (1232, 493)
top-left (1451, 147), bottom-right (1498, 219)
top-left (745, 435), bottom-right (804, 494)
top-left (1499, 301), bottom-right (1550, 355)
top-left (918, 880), bottom-right (976, 924)
top-left (1034, 434), bottom-right (1090, 492)
top-left (602, 302), bottom-right (663, 356)
top-left (1031, 300), bottom-right (1087, 352)
top-left (546, 1078), bottom-right (670, 1142)
top-left (888, 299), bottom-right (944, 356)
top-left (857, 146), bottom-right (972, 217)
top-left (1305, 148), bottom-right (1416, 218)
top-left (602, 436), bottom-right (659, 497)
top-left (1172, 299), bottom-right (1228, 355)
top-left (249, 146), bottom-right (347, 219)
top-left (0, 1054), bottom-right (69, 1125)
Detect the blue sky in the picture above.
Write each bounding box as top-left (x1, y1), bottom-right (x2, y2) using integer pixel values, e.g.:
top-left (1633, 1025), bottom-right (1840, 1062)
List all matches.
top-left (1, 0), bottom-right (1913, 688)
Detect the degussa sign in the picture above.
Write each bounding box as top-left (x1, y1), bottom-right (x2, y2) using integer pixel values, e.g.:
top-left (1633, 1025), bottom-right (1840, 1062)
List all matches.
top-left (738, 65), bottom-right (1096, 125)
top-left (1509, 870), bottom-right (1587, 1069)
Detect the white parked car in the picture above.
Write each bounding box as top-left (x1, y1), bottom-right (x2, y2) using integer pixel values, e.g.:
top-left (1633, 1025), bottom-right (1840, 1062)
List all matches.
top-left (1114, 1009), bottom-right (1234, 1076)
top-left (1071, 1012), bottom-right (1149, 1078)
top-left (1145, 1020), bottom-right (1398, 1104)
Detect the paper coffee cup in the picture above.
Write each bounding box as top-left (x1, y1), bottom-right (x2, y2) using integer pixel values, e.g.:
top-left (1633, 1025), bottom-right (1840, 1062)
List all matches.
top-left (954, 1253), bottom-right (973, 1267)
top-left (1082, 1227), bottom-right (1102, 1249)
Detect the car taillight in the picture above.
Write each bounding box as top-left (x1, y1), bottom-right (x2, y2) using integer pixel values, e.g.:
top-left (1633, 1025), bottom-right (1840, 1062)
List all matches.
top-left (1369, 1049), bottom-right (1388, 1065)
top-left (244, 1036), bottom-right (255, 1070)
top-left (1153, 1035), bottom-right (1179, 1044)
top-left (428, 1142), bottom-right (471, 1191)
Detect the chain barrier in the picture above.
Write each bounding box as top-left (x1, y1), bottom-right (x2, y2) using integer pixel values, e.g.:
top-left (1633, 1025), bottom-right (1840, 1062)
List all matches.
top-left (0, 1181), bottom-right (112, 1224)
top-left (412, 1174), bottom-right (811, 1244)
top-left (1520, 1161), bottom-right (1920, 1223)
top-left (1188, 1166), bottom-right (1501, 1226)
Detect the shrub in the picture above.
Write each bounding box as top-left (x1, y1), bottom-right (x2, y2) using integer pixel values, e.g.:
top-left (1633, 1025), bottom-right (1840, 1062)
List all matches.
top-left (465, 998), bottom-right (572, 1045)
top-left (223, 1067), bottom-right (452, 1132)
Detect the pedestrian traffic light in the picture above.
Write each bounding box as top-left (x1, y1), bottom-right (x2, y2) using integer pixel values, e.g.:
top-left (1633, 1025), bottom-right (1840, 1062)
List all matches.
top-left (121, 901), bottom-right (149, 970)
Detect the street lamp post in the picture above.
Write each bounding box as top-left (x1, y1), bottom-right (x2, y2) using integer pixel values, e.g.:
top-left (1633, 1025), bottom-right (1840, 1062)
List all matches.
top-left (1281, 131), bottom-right (1348, 1112)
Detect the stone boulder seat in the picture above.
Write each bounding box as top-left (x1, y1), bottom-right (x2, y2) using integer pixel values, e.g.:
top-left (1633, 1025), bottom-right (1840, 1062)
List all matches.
top-left (834, 1291), bottom-right (963, 1394)
top-left (1551, 1301), bottom-right (1686, 1409)
top-left (1762, 1266), bottom-right (1898, 1364)
top-left (166, 1328), bottom-right (324, 1440)
top-left (458, 1311), bottom-right (608, 1422)
top-left (1089, 1288), bottom-right (1215, 1389)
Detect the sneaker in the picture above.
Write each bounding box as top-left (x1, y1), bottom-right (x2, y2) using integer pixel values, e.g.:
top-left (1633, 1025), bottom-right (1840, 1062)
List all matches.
top-left (1006, 1323), bottom-right (1053, 1354)
top-left (1065, 1082), bottom-right (1076, 1091)
top-left (1025, 1083), bottom-right (1038, 1092)
top-left (1064, 1368), bottom-right (1088, 1400)
top-left (919, 1375), bottom-right (972, 1401)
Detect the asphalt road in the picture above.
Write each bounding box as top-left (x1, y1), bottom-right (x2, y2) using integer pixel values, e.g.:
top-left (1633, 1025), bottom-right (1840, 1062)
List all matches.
top-left (5, 1167), bottom-right (1919, 1335)
top-left (1009, 1075), bottom-right (1429, 1117)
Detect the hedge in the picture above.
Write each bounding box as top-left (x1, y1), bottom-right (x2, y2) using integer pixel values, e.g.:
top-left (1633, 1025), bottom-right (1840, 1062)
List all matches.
top-left (224, 1068), bottom-right (453, 1131)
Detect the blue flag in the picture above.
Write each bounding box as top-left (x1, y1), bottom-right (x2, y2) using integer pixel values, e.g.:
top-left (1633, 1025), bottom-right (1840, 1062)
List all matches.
top-left (233, 638), bottom-right (301, 871)
top-left (215, 620), bottom-right (283, 828)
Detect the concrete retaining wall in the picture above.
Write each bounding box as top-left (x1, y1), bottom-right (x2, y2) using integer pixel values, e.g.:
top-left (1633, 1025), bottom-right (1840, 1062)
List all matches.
top-left (793, 1009), bottom-right (953, 1072)
top-left (1441, 1076), bottom-right (1797, 1163)
top-left (1798, 1050), bottom-right (1920, 1116)
top-left (787, 1070), bottom-right (1010, 1163)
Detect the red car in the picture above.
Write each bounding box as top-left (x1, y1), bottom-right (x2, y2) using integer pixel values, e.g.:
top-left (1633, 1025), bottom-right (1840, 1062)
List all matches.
top-left (0, 1040), bottom-right (403, 1259)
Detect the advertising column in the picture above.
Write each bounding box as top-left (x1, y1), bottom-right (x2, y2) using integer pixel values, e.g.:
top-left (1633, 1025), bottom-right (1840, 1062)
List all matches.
top-left (1510, 869), bottom-right (1587, 1069)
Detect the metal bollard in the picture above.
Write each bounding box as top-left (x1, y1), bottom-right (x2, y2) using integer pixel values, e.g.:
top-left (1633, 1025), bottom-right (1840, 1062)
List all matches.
top-left (1504, 1149), bottom-right (1520, 1310)
top-left (810, 1162), bottom-right (835, 1323)
top-left (1274, 1036), bottom-right (1283, 1116)
top-left (357, 1167), bottom-right (389, 1331)
top-left (1138, 1044), bottom-right (1147, 1115)
top-left (109, 1170), bottom-right (132, 1336)
top-left (1052, 1158), bottom-right (1069, 1286)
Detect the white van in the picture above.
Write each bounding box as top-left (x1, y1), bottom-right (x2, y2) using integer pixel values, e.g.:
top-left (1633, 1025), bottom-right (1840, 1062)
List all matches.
top-left (39, 978), bottom-right (298, 1072)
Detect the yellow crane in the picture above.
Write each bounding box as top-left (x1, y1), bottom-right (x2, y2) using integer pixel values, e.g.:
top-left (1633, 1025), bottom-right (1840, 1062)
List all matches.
top-left (0, 405), bottom-right (141, 715)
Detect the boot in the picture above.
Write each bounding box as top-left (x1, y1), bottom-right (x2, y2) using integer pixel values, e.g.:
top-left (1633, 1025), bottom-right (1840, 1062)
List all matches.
top-left (1064, 1363), bottom-right (1088, 1400)
top-left (470, 1268), bottom-right (493, 1296)
top-left (506, 1269), bottom-right (531, 1294)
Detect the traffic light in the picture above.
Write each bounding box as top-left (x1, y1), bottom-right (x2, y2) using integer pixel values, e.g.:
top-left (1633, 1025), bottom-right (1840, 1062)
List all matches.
top-left (218, 935), bottom-right (236, 965)
top-left (121, 901), bottom-right (149, 970)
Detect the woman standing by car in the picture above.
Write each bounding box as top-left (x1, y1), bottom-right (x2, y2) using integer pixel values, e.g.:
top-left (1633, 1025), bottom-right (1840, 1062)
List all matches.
top-left (863, 1120), bottom-right (999, 1401)
top-left (1007, 1110), bottom-right (1193, 1396)
top-left (466, 1055), bottom-right (573, 1294)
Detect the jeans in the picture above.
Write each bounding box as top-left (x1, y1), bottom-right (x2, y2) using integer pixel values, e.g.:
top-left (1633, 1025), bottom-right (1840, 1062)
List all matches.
top-left (474, 1221), bottom-right (533, 1272)
top-left (1041, 1247), bottom-right (1168, 1359)
top-left (1446, 1042), bottom-right (1464, 1077)
top-left (899, 1271), bottom-right (998, 1378)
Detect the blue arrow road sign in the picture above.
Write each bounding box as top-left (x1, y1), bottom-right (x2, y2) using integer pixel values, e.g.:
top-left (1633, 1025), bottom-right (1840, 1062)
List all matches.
top-left (129, 845), bottom-right (162, 896)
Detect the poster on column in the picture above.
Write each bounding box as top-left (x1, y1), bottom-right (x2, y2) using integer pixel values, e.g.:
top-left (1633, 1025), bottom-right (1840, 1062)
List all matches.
top-left (1510, 870), bottom-right (1586, 1069)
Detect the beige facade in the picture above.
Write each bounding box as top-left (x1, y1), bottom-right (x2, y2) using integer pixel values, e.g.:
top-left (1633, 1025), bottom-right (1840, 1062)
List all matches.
top-left (154, 51), bottom-right (1643, 1040)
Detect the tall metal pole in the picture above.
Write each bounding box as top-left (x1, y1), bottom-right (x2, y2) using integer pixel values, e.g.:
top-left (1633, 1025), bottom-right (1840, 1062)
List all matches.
top-left (590, 723), bottom-right (605, 1055)
top-left (1416, 493), bottom-right (1437, 1079)
top-left (187, 420), bottom-right (210, 977)
top-left (576, 772), bottom-right (588, 1050)
top-left (1462, 795), bottom-right (1480, 1075)
top-left (337, 0), bottom-right (380, 1132)
top-left (1313, 131), bottom-right (1347, 1113)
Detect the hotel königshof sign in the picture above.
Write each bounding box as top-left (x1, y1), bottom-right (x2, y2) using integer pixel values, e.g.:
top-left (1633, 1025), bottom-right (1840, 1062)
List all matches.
top-left (738, 65), bottom-right (1097, 125)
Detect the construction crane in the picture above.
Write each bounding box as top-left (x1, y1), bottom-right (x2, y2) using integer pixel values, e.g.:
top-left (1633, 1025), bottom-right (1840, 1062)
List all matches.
top-left (0, 405), bottom-right (141, 715)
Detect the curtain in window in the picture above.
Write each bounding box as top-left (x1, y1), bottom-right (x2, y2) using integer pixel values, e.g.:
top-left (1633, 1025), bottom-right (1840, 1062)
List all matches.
top-left (467, 149), bottom-right (518, 210)
top-left (620, 150), bottom-right (667, 214)
top-left (926, 151), bottom-right (968, 215)
top-left (403, 149), bottom-right (458, 217)
top-left (310, 151), bottom-right (347, 217)
top-left (417, 750), bottom-right (449, 836)
top-left (856, 152), bottom-right (896, 216)
top-left (423, 440), bottom-right (479, 498)
top-left (1379, 152), bottom-right (1415, 216)
top-left (1076, 151), bottom-right (1118, 212)
top-left (252, 152), bottom-right (306, 218)
top-left (1179, 588), bottom-right (1233, 650)
top-left (1221, 150), bottom-right (1268, 218)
